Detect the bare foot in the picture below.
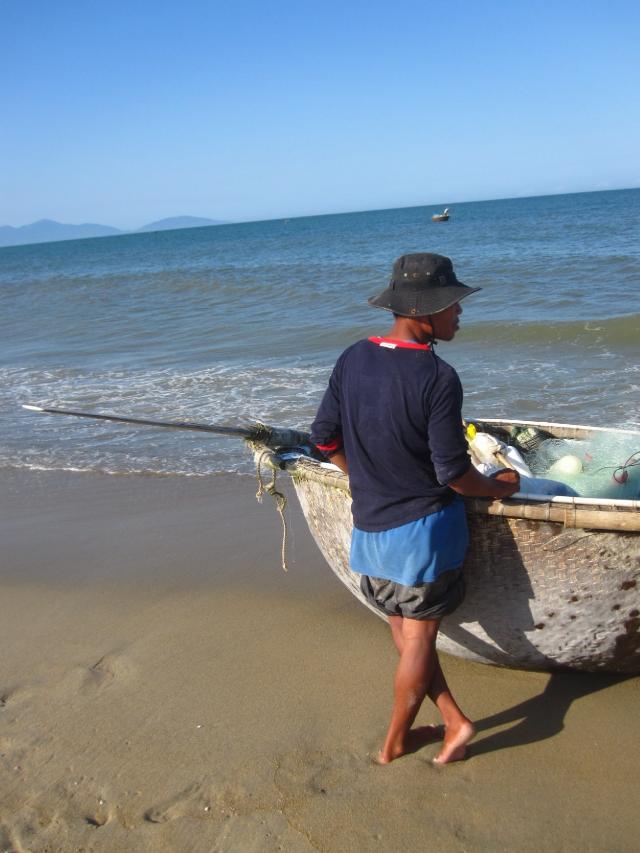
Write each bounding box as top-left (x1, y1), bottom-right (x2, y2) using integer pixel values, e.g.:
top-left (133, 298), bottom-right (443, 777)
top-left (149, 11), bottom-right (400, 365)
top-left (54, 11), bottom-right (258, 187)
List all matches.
top-left (374, 725), bottom-right (443, 765)
top-left (433, 719), bottom-right (475, 765)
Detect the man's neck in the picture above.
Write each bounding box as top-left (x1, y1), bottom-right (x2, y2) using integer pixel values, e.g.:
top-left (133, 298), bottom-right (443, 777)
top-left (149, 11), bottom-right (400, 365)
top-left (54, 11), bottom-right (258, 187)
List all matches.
top-left (387, 316), bottom-right (435, 344)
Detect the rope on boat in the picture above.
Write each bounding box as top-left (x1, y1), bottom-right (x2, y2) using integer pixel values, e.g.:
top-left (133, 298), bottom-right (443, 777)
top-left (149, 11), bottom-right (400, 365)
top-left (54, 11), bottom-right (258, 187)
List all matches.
top-left (255, 449), bottom-right (289, 571)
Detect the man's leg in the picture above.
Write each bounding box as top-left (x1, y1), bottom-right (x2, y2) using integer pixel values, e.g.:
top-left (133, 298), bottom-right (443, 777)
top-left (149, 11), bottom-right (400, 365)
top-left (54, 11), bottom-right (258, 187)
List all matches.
top-left (378, 617), bottom-right (440, 763)
top-left (379, 616), bottom-right (474, 764)
top-left (428, 656), bottom-right (475, 764)
top-left (388, 614), bottom-right (405, 655)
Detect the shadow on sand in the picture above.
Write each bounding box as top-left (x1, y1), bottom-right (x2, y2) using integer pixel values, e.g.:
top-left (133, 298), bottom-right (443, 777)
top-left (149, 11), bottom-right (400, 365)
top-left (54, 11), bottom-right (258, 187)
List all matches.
top-left (469, 671), bottom-right (636, 757)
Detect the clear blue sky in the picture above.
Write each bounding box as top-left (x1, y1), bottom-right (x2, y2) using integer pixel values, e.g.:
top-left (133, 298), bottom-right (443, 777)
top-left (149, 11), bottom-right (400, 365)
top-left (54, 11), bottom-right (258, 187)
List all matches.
top-left (2, 0), bottom-right (639, 228)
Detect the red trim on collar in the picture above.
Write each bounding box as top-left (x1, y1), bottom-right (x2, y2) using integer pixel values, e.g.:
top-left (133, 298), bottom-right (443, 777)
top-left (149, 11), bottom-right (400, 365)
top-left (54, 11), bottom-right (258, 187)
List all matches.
top-left (368, 336), bottom-right (431, 351)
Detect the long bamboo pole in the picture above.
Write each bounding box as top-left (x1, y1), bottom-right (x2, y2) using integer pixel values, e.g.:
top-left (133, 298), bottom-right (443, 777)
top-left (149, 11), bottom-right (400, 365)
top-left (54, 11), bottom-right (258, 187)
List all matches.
top-left (22, 405), bottom-right (310, 448)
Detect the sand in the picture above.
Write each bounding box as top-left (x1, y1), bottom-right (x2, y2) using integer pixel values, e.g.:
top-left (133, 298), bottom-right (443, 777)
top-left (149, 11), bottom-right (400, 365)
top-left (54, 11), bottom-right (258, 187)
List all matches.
top-left (1, 468), bottom-right (638, 852)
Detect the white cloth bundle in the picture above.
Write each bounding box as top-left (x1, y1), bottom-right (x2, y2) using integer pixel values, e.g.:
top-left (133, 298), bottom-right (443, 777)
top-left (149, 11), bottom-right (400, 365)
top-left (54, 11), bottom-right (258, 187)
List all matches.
top-left (468, 431), bottom-right (579, 497)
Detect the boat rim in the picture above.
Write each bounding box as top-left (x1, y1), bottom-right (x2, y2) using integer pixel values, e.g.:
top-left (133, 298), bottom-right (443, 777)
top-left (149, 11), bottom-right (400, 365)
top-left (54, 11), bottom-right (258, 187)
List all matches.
top-left (262, 416), bottom-right (640, 514)
top-left (478, 416), bottom-right (640, 437)
top-left (294, 457), bottom-right (639, 510)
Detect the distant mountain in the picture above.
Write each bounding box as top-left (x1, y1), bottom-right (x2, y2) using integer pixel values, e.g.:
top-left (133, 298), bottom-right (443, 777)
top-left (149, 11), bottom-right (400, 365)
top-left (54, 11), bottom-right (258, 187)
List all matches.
top-left (136, 216), bottom-right (226, 233)
top-left (0, 215), bottom-right (228, 248)
top-left (0, 219), bottom-right (123, 248)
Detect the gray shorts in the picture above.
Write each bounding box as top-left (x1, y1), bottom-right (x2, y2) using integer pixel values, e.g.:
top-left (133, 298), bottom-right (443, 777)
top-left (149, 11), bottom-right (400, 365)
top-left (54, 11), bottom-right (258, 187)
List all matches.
top-left (360, 568), bottom-right (465, 621)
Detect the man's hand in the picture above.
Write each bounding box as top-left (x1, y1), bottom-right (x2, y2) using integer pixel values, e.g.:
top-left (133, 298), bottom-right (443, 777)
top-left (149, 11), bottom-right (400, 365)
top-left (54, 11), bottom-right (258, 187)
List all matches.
top-left (489, 468), bottom-right (520, 498)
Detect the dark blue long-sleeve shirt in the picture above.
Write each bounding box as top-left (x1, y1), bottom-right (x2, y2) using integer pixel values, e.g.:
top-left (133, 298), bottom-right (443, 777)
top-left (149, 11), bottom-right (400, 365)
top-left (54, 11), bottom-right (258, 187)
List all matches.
top-left (310, 337), bottom-right (471, 531)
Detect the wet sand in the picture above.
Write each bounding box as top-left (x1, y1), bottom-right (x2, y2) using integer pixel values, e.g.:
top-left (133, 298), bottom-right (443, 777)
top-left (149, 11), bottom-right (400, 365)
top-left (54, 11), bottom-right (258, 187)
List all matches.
top-left (0, 468), bottom-right (638, 852)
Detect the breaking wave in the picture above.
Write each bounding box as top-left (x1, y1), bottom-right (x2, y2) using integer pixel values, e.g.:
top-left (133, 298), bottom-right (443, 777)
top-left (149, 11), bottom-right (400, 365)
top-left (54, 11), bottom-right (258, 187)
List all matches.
top-left (460, 313), bottom-right (640, 347)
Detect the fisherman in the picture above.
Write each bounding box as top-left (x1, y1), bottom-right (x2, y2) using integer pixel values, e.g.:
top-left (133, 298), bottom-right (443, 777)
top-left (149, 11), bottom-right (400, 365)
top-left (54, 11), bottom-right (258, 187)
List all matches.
top-left (310, 253), bottom-right (520, 764)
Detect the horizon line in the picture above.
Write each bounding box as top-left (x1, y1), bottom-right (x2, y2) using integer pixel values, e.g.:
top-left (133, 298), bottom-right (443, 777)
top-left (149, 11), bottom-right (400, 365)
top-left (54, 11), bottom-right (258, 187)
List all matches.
top-left (1, 185), bottom-right (638, 250)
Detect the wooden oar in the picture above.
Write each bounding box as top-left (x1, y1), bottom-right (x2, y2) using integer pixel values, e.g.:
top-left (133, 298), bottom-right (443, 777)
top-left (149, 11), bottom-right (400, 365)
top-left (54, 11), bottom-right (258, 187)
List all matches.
top-left (495, 450), bottom-right (516, 471)
top-left (22, 405), bottom-right (310, 448)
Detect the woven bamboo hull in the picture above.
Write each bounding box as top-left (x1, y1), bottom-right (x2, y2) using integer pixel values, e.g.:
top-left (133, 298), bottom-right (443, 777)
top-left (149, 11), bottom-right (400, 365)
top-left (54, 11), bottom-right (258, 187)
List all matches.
top-left (280, 419), bottom-right (640, 673)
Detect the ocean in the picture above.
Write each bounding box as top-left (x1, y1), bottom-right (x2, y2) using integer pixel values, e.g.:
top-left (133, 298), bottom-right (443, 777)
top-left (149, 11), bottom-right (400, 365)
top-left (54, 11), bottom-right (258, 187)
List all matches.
top-left (2, 188), bottom-right (639, 477)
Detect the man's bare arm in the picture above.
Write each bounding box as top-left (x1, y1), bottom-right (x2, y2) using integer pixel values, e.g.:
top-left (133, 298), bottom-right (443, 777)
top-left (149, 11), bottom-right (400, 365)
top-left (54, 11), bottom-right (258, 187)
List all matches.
top-left (324, 454), bottom-right (518, 495)
top-left (327, 450), bottom-right (349, 474)
top-left (449, 466), bottom-right (520, 499)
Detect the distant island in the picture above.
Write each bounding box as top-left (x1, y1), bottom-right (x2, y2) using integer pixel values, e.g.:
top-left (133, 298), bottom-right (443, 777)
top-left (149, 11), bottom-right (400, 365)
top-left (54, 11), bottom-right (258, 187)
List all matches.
top-left (0, 216), bottom-right (228, 248)
top-left (135, 216), bottom-right (226, 233)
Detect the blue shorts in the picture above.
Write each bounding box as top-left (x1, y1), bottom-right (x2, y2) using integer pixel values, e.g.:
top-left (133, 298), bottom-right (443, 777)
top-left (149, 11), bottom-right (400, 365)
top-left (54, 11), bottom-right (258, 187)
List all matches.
top-left (350, 497), bottom-right (468, 586)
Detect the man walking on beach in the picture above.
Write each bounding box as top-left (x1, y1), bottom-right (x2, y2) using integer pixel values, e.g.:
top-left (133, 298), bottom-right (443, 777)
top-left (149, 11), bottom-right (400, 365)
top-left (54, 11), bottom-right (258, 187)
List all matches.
top-left (310, 253), bottom-right (520, 764)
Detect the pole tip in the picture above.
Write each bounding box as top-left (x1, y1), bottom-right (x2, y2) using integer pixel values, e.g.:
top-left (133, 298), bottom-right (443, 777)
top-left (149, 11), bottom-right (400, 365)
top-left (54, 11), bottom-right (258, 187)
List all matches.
top-left (22, 404), bottom-right (44, 411)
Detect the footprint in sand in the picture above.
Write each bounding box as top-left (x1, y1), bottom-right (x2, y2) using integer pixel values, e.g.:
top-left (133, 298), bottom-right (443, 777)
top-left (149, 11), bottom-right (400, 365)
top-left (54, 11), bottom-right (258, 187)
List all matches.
top-left (78, 651), bottom-right (133, 694)
top-left (0, 820), bottom-right (25, 853)
top-left (144, 775), bottom-right (261, 824)
top-left (145, 781), bottom-right (214, 823)
top-left (0, 684), bottom-right (37, 708)
top-left (145, 782), bottom-right (317, 851)
top-left (213, 812), bottom-right (317, 852)
top-left (48, 778), bottom-right (116, 832)
top-left (84, 801), bottom-right (113, 827)
top-left (274, 748), bottom-right (366, 801)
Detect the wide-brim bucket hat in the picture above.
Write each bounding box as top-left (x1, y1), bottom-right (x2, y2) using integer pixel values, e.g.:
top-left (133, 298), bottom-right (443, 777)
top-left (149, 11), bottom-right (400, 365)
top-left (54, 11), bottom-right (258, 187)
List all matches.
top-left (368, 253), bottom-right (480, 317)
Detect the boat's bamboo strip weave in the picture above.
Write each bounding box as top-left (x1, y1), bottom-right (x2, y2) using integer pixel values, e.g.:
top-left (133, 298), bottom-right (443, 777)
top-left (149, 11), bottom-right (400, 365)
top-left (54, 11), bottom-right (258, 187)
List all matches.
top-left (466, 498), bottom-right (640, 532)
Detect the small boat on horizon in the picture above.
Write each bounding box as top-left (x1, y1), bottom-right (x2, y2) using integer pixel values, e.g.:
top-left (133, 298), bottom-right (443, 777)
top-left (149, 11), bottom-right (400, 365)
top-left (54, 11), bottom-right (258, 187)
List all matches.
top-left (432, 207), bottom-right (450, 222)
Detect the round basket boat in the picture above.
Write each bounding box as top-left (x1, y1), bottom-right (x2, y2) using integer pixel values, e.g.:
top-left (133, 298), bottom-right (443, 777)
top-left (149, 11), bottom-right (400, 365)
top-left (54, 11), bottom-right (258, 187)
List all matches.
top-left (253, 419), bottom-right (640, 673)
